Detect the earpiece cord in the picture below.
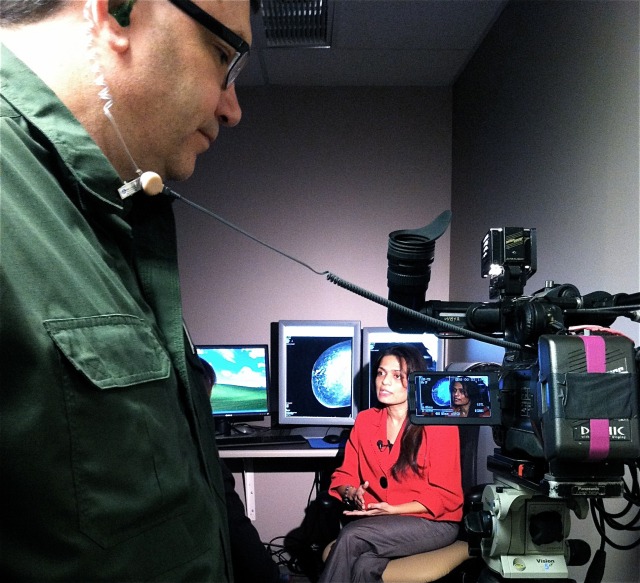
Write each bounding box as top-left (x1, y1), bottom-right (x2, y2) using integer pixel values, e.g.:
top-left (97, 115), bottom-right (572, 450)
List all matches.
top-left (102, 105), bottom-right (141, 179)
top-left (84, 0), bottom-right (141, 181)
top-left (163, 186), bottom-right (523, 351)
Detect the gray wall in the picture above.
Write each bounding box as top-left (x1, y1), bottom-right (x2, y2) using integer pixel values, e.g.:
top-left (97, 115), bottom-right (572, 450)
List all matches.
top-left (176, 86), bottom-right (452, 346)
top-left (451, 1), bottom-right (639, 580)
top-left (174, 1), bottom-right (639, 579)
top-left (175, 86), bottom-right (453, 543)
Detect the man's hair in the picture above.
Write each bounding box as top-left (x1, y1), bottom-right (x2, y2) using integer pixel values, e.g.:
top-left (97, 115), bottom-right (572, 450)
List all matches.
top-left (1, 0), bottom-right (261, 25)
top-left (0, 0), bottom-right (65, 25)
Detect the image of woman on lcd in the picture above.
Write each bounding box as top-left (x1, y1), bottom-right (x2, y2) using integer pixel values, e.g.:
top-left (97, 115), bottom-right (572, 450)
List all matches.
top-left (319, 345), bottom-right (463, 583)
top-left (450, 378), bottom-right (491, 418)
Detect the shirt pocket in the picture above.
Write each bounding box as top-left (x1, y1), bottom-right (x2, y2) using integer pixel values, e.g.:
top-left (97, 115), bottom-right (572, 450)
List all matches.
top-left (44, 314), bottom-right (191, 549)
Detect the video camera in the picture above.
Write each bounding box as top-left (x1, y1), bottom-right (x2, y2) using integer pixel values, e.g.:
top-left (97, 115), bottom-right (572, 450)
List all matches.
top-left (386, 211), bottom-right (640, 581)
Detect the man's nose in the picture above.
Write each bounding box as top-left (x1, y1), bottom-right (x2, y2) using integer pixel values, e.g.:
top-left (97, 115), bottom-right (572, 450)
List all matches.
top-left (217, 84), bottom-right (242, 127)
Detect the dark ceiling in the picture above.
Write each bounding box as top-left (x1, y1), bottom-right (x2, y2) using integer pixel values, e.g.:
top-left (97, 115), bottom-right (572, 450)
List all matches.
top-left (239, 0), bottom-right (509, 87)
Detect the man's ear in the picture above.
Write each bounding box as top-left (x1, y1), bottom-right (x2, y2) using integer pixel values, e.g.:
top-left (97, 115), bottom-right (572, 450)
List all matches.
top-left (86, 0), bottom-right (132, 53)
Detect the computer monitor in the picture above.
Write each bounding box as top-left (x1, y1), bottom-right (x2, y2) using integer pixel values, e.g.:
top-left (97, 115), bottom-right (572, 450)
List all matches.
top-left (278, 320), bottom-right (361, 428)
top-left (195, 344), bottom-right (270, 434)
top-left (362, 327), bottom-right (445, 408)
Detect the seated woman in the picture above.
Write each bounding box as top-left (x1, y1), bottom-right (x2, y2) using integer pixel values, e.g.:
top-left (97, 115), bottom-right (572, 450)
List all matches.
top-left (319, 345), bottom-right (463, 583)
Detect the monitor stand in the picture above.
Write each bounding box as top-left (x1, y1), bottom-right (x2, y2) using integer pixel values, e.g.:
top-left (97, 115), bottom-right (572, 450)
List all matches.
top-left (290, 426), bottom-right (347, 439)
top-left (215, 418), bottom-right (233, 437)
top-left (215, 418), bottom-right (258, 437)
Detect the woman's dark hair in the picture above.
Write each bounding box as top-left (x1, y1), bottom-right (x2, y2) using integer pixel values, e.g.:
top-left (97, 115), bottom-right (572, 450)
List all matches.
top-left (375, 345), bottom-right (427, 479)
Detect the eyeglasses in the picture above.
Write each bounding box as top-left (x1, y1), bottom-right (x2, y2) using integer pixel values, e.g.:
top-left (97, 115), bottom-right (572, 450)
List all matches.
top-left (167, 0), bottom-right (250, 89)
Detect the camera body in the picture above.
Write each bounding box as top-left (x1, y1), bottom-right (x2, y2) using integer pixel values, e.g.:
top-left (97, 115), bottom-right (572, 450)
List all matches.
top-left (387, 215), bottom-right (640, 477)
top-left (386, 214), bottom-right (640, 579)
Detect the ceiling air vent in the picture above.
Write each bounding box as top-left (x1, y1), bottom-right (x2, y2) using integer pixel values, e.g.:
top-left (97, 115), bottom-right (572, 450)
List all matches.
top-left (261, 0), bottom-right (333, 48)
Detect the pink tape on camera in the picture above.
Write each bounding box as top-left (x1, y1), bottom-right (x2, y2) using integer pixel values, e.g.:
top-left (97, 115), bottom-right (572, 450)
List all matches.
top-left (580, 335), bottom-right (609, 460)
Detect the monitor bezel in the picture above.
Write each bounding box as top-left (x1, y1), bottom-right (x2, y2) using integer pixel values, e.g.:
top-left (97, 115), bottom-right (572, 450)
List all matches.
top-left (361, 326), bottom-right (446, 409)
top-left (277, 320), bottom-right (361, 427)
top-left (195, 343), bottom-right (270, 419)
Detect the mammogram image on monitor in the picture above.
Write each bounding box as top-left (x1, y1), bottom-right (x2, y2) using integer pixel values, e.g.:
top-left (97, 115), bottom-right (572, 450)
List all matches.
top-left (311, 340), bottom-right (352, 408)
top-left (284, 334), bottom-right (354, 419)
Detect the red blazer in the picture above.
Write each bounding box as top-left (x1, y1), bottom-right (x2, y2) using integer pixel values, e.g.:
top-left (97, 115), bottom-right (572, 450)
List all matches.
top-left (329, 408), bottom-right (463, 522)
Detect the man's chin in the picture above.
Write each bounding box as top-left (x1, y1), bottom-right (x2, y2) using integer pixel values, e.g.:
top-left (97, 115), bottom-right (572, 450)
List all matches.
top-left (166, 159), bottom-right (197, 183)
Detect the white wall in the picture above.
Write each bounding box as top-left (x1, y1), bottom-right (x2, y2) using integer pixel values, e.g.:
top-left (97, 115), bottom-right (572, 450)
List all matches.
top-left (451, 1), bottom-right (639, 581)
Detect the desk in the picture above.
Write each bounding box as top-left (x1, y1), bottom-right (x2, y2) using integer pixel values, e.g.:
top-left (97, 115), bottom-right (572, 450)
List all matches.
top-left (219, 445), bottom-right (341, 520)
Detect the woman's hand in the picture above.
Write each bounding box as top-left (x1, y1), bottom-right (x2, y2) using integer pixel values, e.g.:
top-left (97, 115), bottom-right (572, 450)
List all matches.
top-left (344, 500), bottom-right (427, 517)
top-left (353, 481), bottom-right (369, 510)
top-left (338, 481), bottom-right (369, 510)
top-left (343, 502), bottom-right (396, 516)
top-left (340, 481), bottom-right (369, 511)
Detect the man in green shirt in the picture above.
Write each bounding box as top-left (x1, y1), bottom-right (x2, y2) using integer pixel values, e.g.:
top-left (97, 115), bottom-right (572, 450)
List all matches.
top-left (1, 0), bottom-right (258, 580)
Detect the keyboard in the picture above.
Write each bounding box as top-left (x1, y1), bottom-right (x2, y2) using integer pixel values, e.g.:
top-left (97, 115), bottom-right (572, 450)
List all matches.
top-left (216, 433), bottom-right (307, 448)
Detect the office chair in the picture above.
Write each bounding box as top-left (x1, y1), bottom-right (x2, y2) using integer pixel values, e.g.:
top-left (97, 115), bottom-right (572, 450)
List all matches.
top-left (321, 424), bottom-right (485, 583)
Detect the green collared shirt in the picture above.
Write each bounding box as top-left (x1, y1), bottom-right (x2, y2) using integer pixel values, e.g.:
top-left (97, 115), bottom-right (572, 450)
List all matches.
top-left (0, 44), bottom-right (230, 581)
